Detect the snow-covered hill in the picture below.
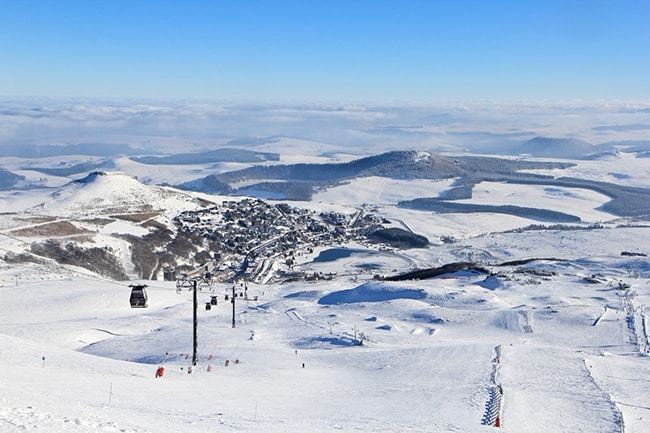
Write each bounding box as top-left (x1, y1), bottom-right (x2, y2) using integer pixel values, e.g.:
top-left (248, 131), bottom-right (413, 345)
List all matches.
top-left (0, 171), bottom-right (217, 281)
top-left (40, 171), bottom-right (210, 218)
top-left (515, 136), bottom-right (600, 158)
top-left (1, 116), bottom-right (650, 431)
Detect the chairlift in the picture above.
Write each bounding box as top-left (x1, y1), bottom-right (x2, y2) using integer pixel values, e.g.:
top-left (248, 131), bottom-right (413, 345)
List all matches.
top-left (129, 284), bottom-right (148, 308)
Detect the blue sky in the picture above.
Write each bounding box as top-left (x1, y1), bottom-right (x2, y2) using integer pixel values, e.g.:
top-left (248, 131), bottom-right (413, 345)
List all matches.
top-left (1, 0), bottom-right (649, 102)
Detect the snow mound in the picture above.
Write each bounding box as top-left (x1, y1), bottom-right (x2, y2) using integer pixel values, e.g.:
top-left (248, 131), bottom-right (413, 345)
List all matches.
top-left (318, 282), bottom-right (428, 305)
top-left (475, 275), bottom-right (503, 290)
top-left (284, 290), bottom-right (323, 300)
top-left (493, 308), bottom-right (534, 333)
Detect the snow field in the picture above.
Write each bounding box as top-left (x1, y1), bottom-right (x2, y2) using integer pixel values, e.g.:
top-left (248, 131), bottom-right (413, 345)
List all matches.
top-left (2, 246), bottom-right (649, 432)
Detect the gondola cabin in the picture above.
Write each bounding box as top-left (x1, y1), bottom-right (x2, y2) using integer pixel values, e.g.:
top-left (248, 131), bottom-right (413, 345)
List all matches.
top-left (129, 284), bottom-right (148, 308)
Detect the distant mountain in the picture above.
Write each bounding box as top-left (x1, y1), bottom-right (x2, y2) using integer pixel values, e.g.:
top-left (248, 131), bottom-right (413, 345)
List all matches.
top-left (0, 143), bottom-right (144, 158)
top-left (217, 150), bottom-right (464, 182)
top-left (131, 148), bottom-right (280, 165)
top-left (0, 167), bottom-right (25, 189)
top-left (171, 149), bottom-right (650, 217)
top-left (582, 150), bottom-right (620, 160)
top-left (23, 160), bottom-right (114, 177)
top-left (515, 137), bottom-right (597, 159)
top-left (176, 174), bottom-right (233, 195)
top-left (225, 136), bottom-right (282, 146)
top-left (176, 150), bottom-right (465, 200)
top-left (604, 140), bottom-right (650, 152)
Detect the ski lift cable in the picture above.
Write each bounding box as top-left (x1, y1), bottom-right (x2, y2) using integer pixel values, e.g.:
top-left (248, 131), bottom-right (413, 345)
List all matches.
top-left (0, 230), bottom-right (32, 246)
top-left (0, 230), bottom-right (104, 275)
top-left (0, 244), bottom-right (118, 283)
top-left (0, 245), bottom-right (24, 255)
top-left (0, 246), bottom-right (50, 273)
top-left (0, 226), bottom-right (218, 295)
top-left (0, 233), bottom-right (172, 293)
top-left (228, 345), bottom-right (240, 359)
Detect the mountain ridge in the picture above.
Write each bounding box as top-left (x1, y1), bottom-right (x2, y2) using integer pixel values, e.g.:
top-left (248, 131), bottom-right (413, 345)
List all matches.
top-left (515, 136), bottom-right (599, 158)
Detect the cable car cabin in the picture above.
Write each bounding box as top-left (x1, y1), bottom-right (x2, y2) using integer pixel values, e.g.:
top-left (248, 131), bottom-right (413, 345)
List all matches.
top-left (129, 284), bottom-right (148, 308)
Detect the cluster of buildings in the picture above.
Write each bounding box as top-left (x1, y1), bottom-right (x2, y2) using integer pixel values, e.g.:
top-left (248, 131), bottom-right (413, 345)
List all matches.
top-left (172, 198), bottom-right (384, 282)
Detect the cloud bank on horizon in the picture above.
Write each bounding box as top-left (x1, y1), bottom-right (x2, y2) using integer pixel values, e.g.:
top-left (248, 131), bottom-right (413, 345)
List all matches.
top-left (2, 99), bottom-right (650, 156)
top-left (1, 1), bottom-right (649, 102)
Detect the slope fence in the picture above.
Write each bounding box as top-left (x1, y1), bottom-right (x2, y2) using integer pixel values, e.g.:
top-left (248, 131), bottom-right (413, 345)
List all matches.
top-left (481, 344), bottom-right (504, 428)
top-left (642, 308), bottom-right (649, 355)
top-left (620, 289), bottom-right (649, 355)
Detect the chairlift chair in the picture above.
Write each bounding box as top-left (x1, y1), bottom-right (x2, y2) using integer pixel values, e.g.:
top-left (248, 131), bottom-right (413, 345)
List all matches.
top-left (129, 284), bottom-right (148, 308)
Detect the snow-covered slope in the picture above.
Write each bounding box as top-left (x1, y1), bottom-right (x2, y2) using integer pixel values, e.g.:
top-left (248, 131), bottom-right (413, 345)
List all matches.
top-left (1, 246), bottom-right (649, 432)
top-left (1, 172), bottom-right (650, 431)
top-left (1, 136), bottom-right (650, 431)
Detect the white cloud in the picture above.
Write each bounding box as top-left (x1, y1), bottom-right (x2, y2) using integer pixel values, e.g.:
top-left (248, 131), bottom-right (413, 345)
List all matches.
top-left (2, 98), bottom-right (650, 155)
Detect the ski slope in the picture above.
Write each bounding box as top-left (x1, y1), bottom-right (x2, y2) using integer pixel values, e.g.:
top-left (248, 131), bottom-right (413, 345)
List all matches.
top-left (1, 241), bottom-right (649, 432)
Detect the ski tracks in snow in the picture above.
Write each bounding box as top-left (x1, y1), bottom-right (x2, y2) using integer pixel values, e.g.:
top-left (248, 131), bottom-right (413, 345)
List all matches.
top-left (285, 308), bottom-right (325, 332)
top-left (497, 344), bottom-right (623, 432)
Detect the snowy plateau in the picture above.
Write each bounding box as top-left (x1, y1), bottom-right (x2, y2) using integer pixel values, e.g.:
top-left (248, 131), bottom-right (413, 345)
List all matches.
top-left (1, 104), bottom-right (650, 432)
